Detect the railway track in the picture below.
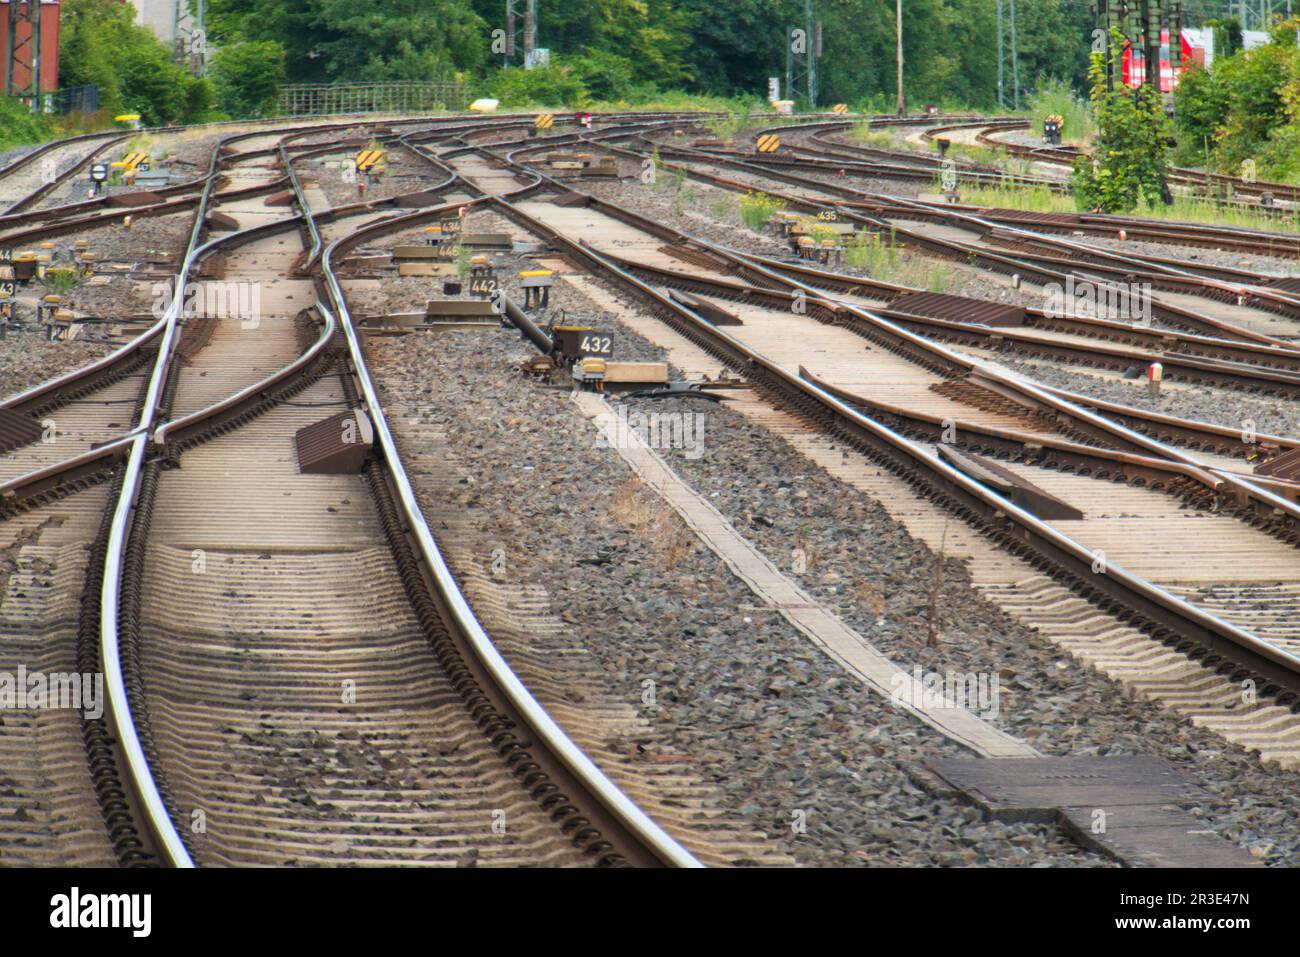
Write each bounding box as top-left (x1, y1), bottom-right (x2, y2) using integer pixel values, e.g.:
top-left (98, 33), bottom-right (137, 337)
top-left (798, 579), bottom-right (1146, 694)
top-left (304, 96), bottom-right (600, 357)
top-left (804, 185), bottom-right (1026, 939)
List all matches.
top-left (5, 109), bottom-right (1300, 871)
top-left (409, 127), bottom-right (1300, 774)
top-left (0, 113), bottom-right (721, 868)
top-left (621, 130), bottom-right (1300, 341)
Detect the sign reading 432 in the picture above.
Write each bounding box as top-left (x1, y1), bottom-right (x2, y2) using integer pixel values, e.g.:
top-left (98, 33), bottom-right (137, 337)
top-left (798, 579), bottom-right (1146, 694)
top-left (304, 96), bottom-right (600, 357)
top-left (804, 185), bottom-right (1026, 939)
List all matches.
top-left (579, 332), bottom-right (613, 356)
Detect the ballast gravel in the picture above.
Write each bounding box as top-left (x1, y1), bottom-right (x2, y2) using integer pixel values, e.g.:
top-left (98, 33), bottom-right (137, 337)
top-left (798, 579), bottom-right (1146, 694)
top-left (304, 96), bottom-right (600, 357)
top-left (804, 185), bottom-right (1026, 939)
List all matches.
top-left (366, 203), bottom-right (1300, 865)
top-left (368, 309), bottom-right (1110, 868)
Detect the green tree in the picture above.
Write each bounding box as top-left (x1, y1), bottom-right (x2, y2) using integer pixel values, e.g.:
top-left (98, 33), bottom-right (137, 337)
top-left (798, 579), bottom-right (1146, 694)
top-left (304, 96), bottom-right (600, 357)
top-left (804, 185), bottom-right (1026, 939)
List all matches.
top-left (1071, 39), bottom-right (1171, 213)
top-left (210, 41), bottom-right (287, 117)
top-left (59, 0), bottom-right (211, 124)
top-left (1173, 19), bottom-right (1300, 176)
top-left (208, 0), bottom-right (488, 82)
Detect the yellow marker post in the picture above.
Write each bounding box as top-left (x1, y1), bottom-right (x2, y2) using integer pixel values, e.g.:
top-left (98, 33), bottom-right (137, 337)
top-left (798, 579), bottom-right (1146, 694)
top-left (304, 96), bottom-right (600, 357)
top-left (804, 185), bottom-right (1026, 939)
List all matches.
top-left (755, 134), bottom-right (780, 154)
top-left (356, 149), bottom-right (386, 172)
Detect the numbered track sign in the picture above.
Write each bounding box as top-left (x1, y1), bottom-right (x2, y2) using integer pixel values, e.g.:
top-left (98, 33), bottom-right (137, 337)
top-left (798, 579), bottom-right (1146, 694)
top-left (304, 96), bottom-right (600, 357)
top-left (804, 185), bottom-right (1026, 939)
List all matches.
top-left (468, 276), bottom-right (498, 297)
top-left (578, 331), bottom-right (613, 356)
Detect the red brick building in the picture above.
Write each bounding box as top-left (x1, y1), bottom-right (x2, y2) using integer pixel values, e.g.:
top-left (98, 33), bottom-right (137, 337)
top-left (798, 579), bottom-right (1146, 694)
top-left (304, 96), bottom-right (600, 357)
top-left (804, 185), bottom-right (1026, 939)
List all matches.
top-left (1, 1), bottom-right (61, 97)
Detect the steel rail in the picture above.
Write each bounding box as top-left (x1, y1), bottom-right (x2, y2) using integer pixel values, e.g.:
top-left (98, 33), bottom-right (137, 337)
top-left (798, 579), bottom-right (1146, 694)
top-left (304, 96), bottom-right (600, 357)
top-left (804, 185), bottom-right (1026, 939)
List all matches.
top-left (97, 126), bottom-right (246, 868)
top-left (723, 249), bottom-right (1300, 377)
top-left (489, 132), bottom-right (1298, 473)
top-left (602, 251), bottom-right (1300, 399)
top-left (305, 142), bottom-right (703, 867)
top-left (590, 132), bottom-right (1298, 345)
top-left (430, 136), bottom-right (1300, 702)
top-left (476, 192), bottom-right (1300, 697)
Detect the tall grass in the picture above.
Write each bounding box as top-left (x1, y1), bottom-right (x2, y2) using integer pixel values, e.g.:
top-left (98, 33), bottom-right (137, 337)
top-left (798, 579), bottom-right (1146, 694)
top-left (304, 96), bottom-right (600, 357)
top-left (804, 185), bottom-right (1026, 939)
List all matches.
top-left (849, 120), bottom-right (897, 148)
top-left (843, 231), bottom-right (955, 291)
top-left (740, 191), bottom-right (784, 229)
top-left (1025, 77), bottom-right (1095, 146)
top-left (1138, 196), bottom-right (1300, 233)
top-left (960, 181), bottom-right (1075, 212)
top-left (705, 109), bottom-right (759, 142)
top-left (961, 179), bottom-right (1300, 233)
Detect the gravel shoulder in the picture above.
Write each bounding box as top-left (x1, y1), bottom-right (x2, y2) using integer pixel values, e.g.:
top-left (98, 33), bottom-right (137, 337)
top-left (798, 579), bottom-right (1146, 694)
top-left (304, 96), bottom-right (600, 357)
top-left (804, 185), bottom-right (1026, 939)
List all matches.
top-left (362, 200), bottom-right (1300, 865)
top-left (369, 323), bottom-right (1109, 867)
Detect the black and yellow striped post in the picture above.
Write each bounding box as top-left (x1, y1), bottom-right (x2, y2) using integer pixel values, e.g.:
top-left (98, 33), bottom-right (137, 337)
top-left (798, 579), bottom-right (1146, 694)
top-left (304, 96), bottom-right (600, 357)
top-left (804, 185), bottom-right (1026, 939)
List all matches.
top-left (831, 103), bottom-right (849, 115)
top-left (755, 133), bottom-right (780, 154)
top-left (356, 149), bottom-right (386, 173)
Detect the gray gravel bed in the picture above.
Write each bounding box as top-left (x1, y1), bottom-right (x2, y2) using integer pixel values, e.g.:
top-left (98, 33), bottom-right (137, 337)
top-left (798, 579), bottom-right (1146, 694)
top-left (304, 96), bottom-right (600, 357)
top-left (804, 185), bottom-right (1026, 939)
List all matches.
top-left (984, 353), bottom-right (1299, 441)
top-left (1081, 234), bottom-right (1298, 278)
top-left (32, 130), bottom-right (225, 211)
top-left (475, 227), bottom-right (1300, 864)
top-left (644, 383), bottom-right (1300, 866)
top-left (303, 141), bottom-right (440, 208)
top-left (2, 210), bottom-right (189, 329)
top-left (0, 329), bottom-right (114, 401)
top-left (582, 176), bottom-right (791, 255)
top-left (43, 211), bottom-right (195, 320)
top-left (576, 175), bottom-right (1043, 307)
top-left (368, 295), bottom-right (1112, 867)
top-left (0, 144), bottom-right (41, 168)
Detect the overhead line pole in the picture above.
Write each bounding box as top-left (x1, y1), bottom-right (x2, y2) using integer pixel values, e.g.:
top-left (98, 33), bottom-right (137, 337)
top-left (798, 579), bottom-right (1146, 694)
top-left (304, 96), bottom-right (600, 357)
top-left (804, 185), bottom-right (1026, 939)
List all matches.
top-left (1009, 0), bottom-right (1020, 109)
top-left (997, 0), bottom-right (1005, 108)
top-left (896, 0), bottom-right (905, 115)
top-left (807, 0), bottom-right (817, 108)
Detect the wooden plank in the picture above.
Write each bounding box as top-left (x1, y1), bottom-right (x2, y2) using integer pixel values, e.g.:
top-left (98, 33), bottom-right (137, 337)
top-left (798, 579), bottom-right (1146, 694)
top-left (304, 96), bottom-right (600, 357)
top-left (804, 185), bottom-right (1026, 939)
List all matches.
top-left (391, 245), bottom-right (443, 259)
top-left (398, 263), bottom-right (455, 277)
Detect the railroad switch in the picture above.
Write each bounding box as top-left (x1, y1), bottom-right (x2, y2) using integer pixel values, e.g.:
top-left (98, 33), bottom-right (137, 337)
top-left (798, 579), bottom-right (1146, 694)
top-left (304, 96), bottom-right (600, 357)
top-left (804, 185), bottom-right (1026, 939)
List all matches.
top-left (519, 269), bottom-right (554, 309)
top-left (572, 356), bottom-right (607, 391)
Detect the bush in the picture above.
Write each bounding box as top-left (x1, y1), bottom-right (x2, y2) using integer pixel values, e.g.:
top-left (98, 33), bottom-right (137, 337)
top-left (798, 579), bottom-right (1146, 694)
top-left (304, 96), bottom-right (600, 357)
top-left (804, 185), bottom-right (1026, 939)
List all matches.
top-left (739, 191), bottom-right (784, 229)
top-left (210, 41), bottom-right (287, 118)
top-left (1070, 38), bottom-right (1171, 213)
top-left (487, 61), bottom-right (589, 108)
top-left (59, 0), bottom-right (210, 125)
top-left (568, 50), bottom-right (635, 102)
top-left (0, 96), bottom-right (53, 150)
top-left (1175, 26), bottom-right (1300, 172)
